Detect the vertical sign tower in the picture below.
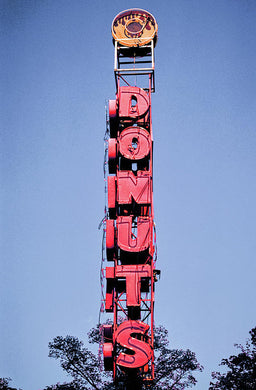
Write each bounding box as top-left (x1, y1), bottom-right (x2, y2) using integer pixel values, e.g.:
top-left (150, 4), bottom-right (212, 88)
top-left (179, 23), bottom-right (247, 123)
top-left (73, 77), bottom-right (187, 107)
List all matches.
top-left (101, 9), bottom-right (159, 385)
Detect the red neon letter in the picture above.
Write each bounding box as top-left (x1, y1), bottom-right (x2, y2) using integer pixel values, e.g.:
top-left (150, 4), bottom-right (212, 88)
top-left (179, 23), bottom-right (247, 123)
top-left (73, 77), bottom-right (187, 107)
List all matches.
top-left (119, 127), bottom-right (151, 160)
top-left (117, 216), bottom-right (151, 252)
top-left (117, 171), bottom-right (152, 205)
top-left (115, 320), bottom-right (152, 369)
top-left (116, 264), bottom-right (151, 307)
top-left (118, 86), bottom-right (149, 120)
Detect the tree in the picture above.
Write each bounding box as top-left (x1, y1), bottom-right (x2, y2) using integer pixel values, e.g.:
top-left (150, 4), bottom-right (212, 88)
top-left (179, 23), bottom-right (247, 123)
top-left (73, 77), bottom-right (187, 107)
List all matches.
top-left (153, 326), bottom-right (203, 389)
top-left (0, 379), bottom-right (11, 390)
top-left (209, 326), bottom-right (256, 389)
top-left (0, 378), bottom-right (20, 390)
top-left (48, 336), bottom-right (103, 390)
top-left (48, 324), bottom-right (203, 390)
top-left (43, 383), bottom-right (81, 390)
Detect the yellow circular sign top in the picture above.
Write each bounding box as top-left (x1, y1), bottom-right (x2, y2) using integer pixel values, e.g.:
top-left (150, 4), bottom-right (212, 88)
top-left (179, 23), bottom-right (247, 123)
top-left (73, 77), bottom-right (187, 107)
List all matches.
top-left (112, 9), bottom-right (158, 47)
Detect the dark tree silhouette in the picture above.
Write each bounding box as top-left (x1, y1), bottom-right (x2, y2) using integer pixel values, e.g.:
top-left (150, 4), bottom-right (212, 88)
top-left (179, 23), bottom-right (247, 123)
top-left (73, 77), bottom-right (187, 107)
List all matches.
top-left (209, 326), bottom-right (256, 389)
top-left (48, 336), bottom-right (102, 390)
top-left (153, 326), bottom-right (203, 389)
top-left (0, 378), bottom-right (11, 390)
top-left (48, 324), bottom-right (203, 390)
top-left (43, 383), bottom-right (80, 390)
top-left (0, 378), bottom-right (20, 390)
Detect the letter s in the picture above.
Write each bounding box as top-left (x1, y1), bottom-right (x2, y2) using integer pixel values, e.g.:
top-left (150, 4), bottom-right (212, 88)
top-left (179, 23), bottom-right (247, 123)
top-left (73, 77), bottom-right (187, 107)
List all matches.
top-left (114, 320), bottom-right (152, 369)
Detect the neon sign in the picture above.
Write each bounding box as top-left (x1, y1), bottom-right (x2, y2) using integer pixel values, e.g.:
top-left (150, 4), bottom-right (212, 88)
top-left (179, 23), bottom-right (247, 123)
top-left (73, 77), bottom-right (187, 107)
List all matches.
top-left (101, 9), bottom-right (159, 384)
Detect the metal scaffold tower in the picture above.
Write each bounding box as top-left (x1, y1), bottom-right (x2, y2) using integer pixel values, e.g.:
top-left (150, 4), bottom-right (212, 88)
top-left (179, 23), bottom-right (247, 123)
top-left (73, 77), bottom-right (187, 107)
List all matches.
top-left (99, 9), bottom-right (160, 387)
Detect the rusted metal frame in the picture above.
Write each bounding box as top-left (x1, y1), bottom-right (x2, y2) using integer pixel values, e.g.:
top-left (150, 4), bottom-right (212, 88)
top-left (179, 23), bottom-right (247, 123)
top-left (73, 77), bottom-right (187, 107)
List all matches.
top-left (117, 64), bottom-right (154, 72)
top-left (138, 296), bottom-right (152, 322)
top-left (119, 60), bottom-right (153, 65)
top-left (115, 288), bottom-right (152, 315)
top-left (117, 60), bottom-right (153, 68)
top-left (114, 73), bottom-right (131, 93)
top-left (151, 40), bottom-right (155, 72)
top-left (117, 50), bottom-right (152, 62)
top-left (115, 300), bottom-right (128, 317)
top-left (114, 71), bottom-right (155, 92)
top-left (140, 298), bottom-right (151, 315)
top-left (116, 71), bottom-right (154, 91)
top-left (113, 276), bottom-right (117, 381)
top-left (115, 54), bottom-right (154, 71)
top-left (140, 265), bottom-right (153, 335)
top-left (141, 311), bottom-right (152, 323)
top-left (150, 266), bottom-right (154, 380)
top-left (116, 297), bottom-right (127, 304)
top-left (116, 42), bottom-right (153, 62)
top-left (114, 40), bottom-right (118, 72)
top-left (115, 291), bottom-right (128, 310)
top-left (148, 72), bottom-right (155, 378)
top-left (115, 68), bottom-right (154, 73)
top-left (140, 305), bottom-right (152, 310)
top-left (118, 74), bottom-right (131, 86)
top-left (99, 117), bottom-right (110, 321)
top-left (114, 40), bottom-right (155, 92)
top-left (153, 223), bottom-right (157, 267)
top-left (118, 46), bottom-right (152, 54)
top-left (140, 297), bottom-right (152, 306)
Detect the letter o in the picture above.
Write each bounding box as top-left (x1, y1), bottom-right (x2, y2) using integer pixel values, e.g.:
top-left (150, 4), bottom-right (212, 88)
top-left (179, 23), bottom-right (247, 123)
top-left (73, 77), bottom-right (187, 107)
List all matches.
top-left (119, 127), bottom-right (151, 160)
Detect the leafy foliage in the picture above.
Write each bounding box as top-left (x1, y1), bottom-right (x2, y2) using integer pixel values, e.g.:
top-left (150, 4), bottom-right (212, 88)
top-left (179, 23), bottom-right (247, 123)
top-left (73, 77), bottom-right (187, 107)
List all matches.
top-left (209, 327), bottom-right (256, 389)
top-left (0, 378), bottom-right (11, 390)
top-left (153, 326), bottom-right (203, 389)
top-left (48, 324), bottom-right (203, 390)
top-left (43, 382), bottom-right (82, 390)
top-left (0, 378), bottom-right (20, 390)
top-left (48, 336), bottom-right (103, 390)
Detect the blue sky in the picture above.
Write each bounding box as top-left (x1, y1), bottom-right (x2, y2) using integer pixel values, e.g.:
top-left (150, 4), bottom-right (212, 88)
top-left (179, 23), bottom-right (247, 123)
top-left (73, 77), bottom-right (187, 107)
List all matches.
top-left (1, 1), bottom-right (256, 389)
